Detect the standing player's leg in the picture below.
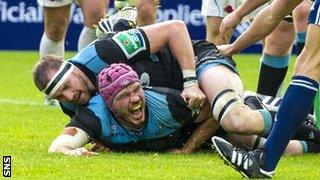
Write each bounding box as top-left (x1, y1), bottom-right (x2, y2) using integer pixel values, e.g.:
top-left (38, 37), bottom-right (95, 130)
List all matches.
top-left (204, 16), bottom-right (230, 45)
top-left (262, 20), bottom-right (320, 174)
top-left (293, 0), bottom-right (311, 56)
top-left (212, 0), bottom-right (320, 178)
top-left (77, 0), bottom-right (109, 51)
top-left (257, 20), bottom-right (295, 96)
top-left (135, 0), bottom-right (160, 26)
top-left (39, 1), bottom-right (71, 58)
top-left (292, 0), bottom-right (320, 127)
top-left (201, 0), bottom-right (237, 45)
top-left (38, 0), bottom-right (72, 106)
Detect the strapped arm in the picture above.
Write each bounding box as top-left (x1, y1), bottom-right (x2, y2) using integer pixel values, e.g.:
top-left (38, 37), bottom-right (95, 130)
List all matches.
top-left (48, 127), bottom-right (97, 156)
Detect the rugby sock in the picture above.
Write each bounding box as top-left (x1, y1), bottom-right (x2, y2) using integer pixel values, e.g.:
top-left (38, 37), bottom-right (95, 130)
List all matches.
top-left (296, 32), bottom-right (306, 56)
top-left (262, 76), bottom-right (319, 172)
top-left (304, 141), bottom-right (320, 153)
top-left (299, 141), bottom-right (308, 153)
top-left (259, 109), bottom-right (274, 137)
top-left (257, 53), bottom-right (290, 96)
top-left (39, 33), bottom-right (64, 58)
top-left (77, 26), bottom-right (97, 51)
top-left (293, 123), bottom-right (320, 144)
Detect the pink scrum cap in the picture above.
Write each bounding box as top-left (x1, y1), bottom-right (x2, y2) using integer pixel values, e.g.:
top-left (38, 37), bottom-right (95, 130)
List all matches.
top-left (98, 63), bottom-right (140, 111)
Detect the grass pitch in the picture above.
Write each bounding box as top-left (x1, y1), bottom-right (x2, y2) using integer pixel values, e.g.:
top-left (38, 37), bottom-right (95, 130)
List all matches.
top-left (0, 51), bottom-right (319, 179)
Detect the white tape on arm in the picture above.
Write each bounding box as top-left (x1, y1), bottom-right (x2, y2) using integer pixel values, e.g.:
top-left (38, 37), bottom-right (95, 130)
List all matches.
top-left (48, 127), bottom-right (90, 154)
top-left (182, 70), bottom-right (198, 88)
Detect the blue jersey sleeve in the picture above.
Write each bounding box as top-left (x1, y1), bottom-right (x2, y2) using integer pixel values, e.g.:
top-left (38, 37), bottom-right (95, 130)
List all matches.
top-left (70, 43), bottom-right (108, 75)
top-left (66, 95), bottom-right (112, 140)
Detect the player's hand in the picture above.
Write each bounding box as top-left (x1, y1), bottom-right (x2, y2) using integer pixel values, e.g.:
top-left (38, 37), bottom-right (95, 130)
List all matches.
top-left (220, 13), bottom-right (242, 41)
top-left (90, 140), bottom-right (111, 153)
top-left (181, 84), bottom-right (206, 110)
top-left (217, 44), bottom-right (235, 57)
top-left (65, 147), bottom-right (99, 156)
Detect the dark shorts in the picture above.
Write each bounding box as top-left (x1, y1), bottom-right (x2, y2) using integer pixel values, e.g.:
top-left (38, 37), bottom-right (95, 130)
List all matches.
top-left (192, 40), bottom-right (239, 80)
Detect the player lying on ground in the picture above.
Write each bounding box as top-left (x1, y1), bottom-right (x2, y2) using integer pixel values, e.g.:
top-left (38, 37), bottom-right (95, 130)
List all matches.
top-left (48, 63), bottom-right (218, 155)
top-left (47, 63), bottom-right (320, 156)
top-left (34, 23), bottom-right (320, 155)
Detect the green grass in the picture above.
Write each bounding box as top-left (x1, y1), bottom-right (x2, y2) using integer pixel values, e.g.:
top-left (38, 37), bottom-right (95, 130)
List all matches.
top-left (0, 51), bottom-right (319, 179)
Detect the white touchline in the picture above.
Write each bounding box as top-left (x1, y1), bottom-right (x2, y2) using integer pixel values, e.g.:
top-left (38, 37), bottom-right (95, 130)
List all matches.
top-left (0, 98), bottom-right (45, 106)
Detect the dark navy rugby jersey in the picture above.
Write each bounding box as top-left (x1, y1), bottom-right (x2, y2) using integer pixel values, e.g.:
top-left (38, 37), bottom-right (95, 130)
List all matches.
top-left (66, 87), bottom-right (198, 152)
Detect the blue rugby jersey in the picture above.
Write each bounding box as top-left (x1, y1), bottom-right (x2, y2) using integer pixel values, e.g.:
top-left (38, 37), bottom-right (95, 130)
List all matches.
top-left (66, 87), bottom-right (198, 152)
top-left (59, 29), bottom-right (184, 117)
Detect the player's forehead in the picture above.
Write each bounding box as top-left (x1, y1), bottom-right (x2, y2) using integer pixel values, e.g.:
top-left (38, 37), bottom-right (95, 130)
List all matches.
top-left (43, 62), bottom-right (75, 98)
top-left (117, 82), bottom-right (141, 96)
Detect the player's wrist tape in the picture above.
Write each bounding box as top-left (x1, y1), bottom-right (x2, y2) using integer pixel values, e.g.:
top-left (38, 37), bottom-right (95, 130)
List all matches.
top-left (183, 80), bottom-right (199, 88)
top-left (183, 76), bottom-right (197, 83)
top-left (43, 62), bottom-right (74, 97)
top-left (182, 69), bottom-right (196, 78)
top-left (182, 70), bottom-right (198, 88)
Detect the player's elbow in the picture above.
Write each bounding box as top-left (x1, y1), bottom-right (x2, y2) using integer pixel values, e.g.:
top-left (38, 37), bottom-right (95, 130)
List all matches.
top-left (48, 142), bottom-right (60, 154)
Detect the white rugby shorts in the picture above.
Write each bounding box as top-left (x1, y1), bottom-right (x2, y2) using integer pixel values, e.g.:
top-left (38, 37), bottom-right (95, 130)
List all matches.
top-left (37, 0), bottom-right (77, 7)
top-left (201, 0), bottom-right (267, 20)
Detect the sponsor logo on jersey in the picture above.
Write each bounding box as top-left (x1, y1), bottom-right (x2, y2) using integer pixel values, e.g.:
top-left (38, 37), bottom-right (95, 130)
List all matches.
top-left (112, 29), bottom-right (147, 59)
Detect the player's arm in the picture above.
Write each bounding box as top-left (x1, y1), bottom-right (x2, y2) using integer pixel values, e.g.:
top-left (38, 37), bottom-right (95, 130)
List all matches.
top-left (232, 0), bottom-right (269, 18)
top-left (219, 0), bottom-right (302, 56)
top-left (141, 20), bottom-right (195, 72)
top-left (141, 20), bottom-right (206, 108)
top-left (171, 104), bottom-right (219, 153)
top-left (48, 127), bottom-right (97, 156)
top-left (220, 0), bottom-right (269, 39)
top-left (172, 117), bottom-right (218, 154)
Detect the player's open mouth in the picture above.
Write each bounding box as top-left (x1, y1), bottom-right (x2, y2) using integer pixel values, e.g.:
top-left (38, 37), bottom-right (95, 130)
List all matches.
top-left (130, 103), bottom-right (142, 119)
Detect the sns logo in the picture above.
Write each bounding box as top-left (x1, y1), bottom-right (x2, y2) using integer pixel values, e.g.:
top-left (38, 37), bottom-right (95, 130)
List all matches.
top-left (3, 156), bottom-right (11, 177)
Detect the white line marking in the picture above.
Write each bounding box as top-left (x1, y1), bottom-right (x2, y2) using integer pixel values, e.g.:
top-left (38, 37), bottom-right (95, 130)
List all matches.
top-left (0, 98), bottom-right (44, 106)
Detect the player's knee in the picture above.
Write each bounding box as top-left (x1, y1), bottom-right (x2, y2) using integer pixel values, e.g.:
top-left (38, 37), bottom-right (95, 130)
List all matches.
top-left (136, 0), bottom-right (156, 12)
top-left (136, 0), bottom-right (157, 25)
top-left (82, 10), bottom-right (105, 27)
top-left (207, 25), bottom-right (220, 39)
top-left (45, 22), bottom-right (68, 41)
top-left (211, 89), bottom-right (243, 122)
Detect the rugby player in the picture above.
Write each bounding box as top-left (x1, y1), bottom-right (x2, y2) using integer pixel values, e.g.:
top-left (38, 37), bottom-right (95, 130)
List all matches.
top-left (47, 63), bottom-right (320, 156)
top-left (38, 0), bottom-right (109, 106)
top-left (212, 0), bottom-right (320, 178)
top-left (202, 0), bottom-right (311, 96)
top-left (48, 63), bottom-right (217, 155)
